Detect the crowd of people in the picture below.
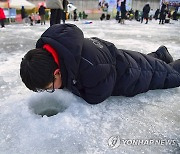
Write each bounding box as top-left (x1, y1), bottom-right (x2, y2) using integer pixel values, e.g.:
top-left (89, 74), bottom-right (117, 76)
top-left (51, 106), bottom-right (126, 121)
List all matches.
top-left (20, 0), bottom-right (68, 26)
top-left (114, 1), bottom-right (179, 25)
top-left (19, 0), bottom-right (88, 26)
top-left (98, 0), bottom-right (179, 25)
top-left (0, 0), bottom-right (179, 28)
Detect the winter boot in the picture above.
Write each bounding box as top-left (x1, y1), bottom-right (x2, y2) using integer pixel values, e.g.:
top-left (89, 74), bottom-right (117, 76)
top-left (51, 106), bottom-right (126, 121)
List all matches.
top-left (155, 46), bottom-right (173, 64)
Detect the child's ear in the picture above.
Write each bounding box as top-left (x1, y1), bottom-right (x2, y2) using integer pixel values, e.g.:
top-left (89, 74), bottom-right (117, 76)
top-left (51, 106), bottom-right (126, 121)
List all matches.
top-left (54, 69), bottom-right (60, 75)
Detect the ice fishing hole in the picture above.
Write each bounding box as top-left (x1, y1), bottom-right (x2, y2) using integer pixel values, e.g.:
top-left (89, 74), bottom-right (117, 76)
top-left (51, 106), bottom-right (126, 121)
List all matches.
top-left (28, 93), bottom-right (69, 117)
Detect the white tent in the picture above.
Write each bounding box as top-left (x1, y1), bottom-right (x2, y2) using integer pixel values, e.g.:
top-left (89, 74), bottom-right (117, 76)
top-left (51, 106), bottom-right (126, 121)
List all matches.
top-left (9, 0), bottom-right (35, 9)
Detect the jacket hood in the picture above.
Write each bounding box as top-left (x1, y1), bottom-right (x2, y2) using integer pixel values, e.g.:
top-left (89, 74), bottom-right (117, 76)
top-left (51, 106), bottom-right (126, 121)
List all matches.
top-left (36, 24), bottom-right (84, 90)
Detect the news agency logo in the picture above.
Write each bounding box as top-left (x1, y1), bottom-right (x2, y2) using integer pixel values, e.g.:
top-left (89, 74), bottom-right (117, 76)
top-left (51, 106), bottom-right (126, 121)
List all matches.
top-left (108, 135), bottom-right (121, 149)
top-left (108, 136), bottom-right (178, 149)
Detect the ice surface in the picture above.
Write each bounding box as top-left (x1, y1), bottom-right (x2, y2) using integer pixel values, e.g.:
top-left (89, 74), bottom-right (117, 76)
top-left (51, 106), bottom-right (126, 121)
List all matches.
top-left (0, 20), bottom-right (180, 154)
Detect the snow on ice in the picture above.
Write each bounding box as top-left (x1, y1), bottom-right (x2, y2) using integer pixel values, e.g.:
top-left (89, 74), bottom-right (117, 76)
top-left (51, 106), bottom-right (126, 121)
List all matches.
top-left (0, 20), bottom-right (180, 154)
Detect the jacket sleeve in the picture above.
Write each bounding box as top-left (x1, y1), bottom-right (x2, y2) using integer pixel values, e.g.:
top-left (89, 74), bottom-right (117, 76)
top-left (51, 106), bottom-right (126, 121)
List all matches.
top-left (78, 64), bottom-right (117, 104)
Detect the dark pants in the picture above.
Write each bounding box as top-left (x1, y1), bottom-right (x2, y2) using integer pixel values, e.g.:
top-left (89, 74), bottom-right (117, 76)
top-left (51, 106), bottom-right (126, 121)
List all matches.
top-left (159, 13), bottom-right (166, 24)
top-left (159, 18), bottom-right (165, 24)
top-left (50, 9), bottom-right (65, 26)
top-left (62, 11), bottom-right (66, 23)
top-left (141, 14), bottom-right (148, 24)
top-left (40, 15), bottom-right (45, 25)
top-left (169, 60), bottom-right (180, 73)
top-left (0, 19), bottom-right (5, 28)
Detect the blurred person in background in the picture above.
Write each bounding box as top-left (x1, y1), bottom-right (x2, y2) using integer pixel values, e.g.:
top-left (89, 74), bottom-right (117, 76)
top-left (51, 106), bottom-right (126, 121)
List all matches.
top-left (73, 9), bottom-right (78, 21)
top-left (172, 10), bottom-right (178, 20)
top-left (141, 2), bottom-right (150, 24)
top-left (46, 0), bottom-right (63, 26)
top-left (135, 10), bottom-right (140, 21)
top-left (62, 0), bottom-right (68, 24)
top-left (159, 2), bottom-right (167, 24)
top-left (120, 0), bottom-right (126, 24)
top-left (154, 9), bottom-right (160, 20)
top-left (0, 7), bottom-right (6, 28)
top-left (21, 6), bottom-right (28, 24)
top-left (39, 5), bottom-right (46, 25)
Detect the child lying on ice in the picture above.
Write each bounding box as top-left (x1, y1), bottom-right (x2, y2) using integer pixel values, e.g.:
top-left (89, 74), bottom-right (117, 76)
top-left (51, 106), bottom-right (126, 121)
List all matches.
top-left (20, 24), bottom-right (180, 104)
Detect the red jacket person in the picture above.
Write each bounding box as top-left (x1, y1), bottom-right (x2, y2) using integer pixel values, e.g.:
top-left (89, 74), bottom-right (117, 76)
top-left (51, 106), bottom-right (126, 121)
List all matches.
top-left (0, 7), bottom-right (6, 28)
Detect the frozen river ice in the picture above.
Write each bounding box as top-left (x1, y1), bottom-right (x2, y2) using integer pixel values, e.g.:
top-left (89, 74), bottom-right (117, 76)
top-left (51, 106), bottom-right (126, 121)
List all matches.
top-left (0, 19), bottom-right (180, 154)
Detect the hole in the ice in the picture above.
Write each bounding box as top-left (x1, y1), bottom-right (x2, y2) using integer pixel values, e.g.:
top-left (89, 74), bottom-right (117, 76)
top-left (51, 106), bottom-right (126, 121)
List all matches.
top-left (37, 107), bottom-right (66, 117)
top-left (28, 93), bottom-right (69, 117)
